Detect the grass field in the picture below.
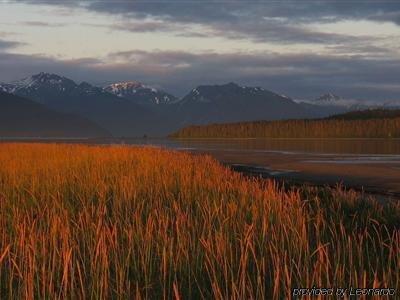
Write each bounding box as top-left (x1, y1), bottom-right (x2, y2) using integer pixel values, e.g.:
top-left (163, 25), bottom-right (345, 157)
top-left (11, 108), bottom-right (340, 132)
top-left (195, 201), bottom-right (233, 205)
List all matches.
top-left (0, 144), bottom-right (398, 299)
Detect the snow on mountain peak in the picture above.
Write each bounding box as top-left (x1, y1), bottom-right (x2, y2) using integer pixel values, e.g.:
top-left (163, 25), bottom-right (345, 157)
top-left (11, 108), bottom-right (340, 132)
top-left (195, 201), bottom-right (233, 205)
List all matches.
top-left (104, 81), bottom-right (176, 105)
top-left (106, 81), bottom-right (144, 93)
top-left (296, 93), bottom-right (374, 109)
top-left (315, 93), bottom-right (342, 103)
top-left (0, 72), bottom-right (76, 94)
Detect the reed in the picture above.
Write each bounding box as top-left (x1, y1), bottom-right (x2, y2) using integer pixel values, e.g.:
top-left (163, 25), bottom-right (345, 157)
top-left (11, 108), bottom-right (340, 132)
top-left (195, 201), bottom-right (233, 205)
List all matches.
top-left (0, 143), bottom-right (398, 299)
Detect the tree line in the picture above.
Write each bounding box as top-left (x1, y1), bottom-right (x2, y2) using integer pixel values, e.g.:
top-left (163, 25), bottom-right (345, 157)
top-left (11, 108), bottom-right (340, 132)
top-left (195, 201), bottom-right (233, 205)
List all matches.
top-left (171, 112), bottom-right (400, 139)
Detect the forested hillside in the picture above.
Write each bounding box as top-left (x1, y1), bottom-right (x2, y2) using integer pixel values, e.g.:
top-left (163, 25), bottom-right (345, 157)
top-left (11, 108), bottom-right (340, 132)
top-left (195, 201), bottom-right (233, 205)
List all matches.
top-left (327, 109), bottom-right (400, 120)
top-left (171, 110), bottom-right (400, 138)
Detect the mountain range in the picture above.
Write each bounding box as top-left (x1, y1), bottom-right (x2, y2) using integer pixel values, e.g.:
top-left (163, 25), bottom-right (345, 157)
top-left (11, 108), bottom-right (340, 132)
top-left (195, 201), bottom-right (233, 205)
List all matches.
top-left (104, 81), bottom-right (177, 106)
top-left (1, 72), bottom-right (396, 137)
top-left (297, 92), bottom-right (400, 110)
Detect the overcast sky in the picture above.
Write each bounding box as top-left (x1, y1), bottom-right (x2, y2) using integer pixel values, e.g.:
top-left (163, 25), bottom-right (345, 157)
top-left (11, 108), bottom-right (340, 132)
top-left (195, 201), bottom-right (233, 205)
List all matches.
top-left (0, 0), bottom-right (399, 100)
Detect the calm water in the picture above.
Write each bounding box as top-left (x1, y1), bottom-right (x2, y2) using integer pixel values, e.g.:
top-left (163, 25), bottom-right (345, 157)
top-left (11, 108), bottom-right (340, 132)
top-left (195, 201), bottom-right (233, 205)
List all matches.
top-left (116, 138), bottom-right (400, 156)
top-left (3, 137), bottom-right (400, 155)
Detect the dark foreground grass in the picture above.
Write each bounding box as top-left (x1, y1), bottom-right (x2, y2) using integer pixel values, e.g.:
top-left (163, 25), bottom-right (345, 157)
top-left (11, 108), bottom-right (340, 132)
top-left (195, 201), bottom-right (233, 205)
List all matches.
top-left (0, 144), bottom-right (398, 299)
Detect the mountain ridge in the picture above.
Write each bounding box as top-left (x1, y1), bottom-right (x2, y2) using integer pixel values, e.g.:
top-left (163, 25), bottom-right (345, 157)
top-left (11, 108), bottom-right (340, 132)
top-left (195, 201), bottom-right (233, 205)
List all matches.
top-left (0, 91), bottom-right (110, 137)
top-left (3, 72), bottom-right (397, 137)
top-left (0, 73), bottom-right (160, 137)
top-left (104, 81), bottom-right (177, 106)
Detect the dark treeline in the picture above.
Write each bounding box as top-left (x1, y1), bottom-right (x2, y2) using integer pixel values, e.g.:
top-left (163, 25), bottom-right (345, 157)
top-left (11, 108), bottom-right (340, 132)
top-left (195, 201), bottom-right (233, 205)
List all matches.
top-left (327, 109), bottom-right (400, 120)
top-left (171, 110), bottom-right (400, 138)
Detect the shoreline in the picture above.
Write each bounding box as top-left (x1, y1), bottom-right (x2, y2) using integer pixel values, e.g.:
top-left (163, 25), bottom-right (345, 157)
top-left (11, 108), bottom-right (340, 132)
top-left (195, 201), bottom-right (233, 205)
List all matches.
top-left (227, 163), bottom-right (400, 201)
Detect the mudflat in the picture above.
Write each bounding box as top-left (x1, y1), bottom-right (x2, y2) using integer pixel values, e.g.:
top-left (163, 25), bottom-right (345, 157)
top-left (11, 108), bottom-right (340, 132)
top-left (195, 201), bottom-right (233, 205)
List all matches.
top-left (189, 148), bottom-right (400, 198)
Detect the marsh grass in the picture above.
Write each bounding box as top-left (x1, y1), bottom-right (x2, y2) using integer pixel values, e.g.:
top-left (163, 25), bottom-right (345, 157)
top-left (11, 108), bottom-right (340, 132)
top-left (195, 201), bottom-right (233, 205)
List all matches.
top-left (0, 143), bottom-right (398, 299)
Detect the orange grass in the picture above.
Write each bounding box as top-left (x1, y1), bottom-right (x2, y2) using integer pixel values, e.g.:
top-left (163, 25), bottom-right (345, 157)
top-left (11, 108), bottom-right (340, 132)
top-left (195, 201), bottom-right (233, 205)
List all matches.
top-left (0, 143), bottom-right (398, 299)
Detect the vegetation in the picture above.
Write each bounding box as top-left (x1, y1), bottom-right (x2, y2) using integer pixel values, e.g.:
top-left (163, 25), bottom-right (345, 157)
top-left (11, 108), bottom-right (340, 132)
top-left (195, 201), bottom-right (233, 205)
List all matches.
top-left (171, 109), bottom-right (400, 139)
top-left (0, 143), bottom-right (398, 299)
top-left (327, 108), bottom-right (400, 120)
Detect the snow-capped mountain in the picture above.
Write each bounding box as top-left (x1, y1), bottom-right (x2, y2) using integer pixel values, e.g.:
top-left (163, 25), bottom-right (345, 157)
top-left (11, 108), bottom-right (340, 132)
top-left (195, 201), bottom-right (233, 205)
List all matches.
top-left (176, 82), bottom-right (315, 125)
top-left (297, 93), bottom-right (400, 110)
top-left (0, 73), bottom-right (160, 136)
top-left (104, 81), bottom-right (177, 105)
top-left (309, 93), bottom-right (364, 108)
top-left (0, 72), bottom-right (77, 96)
top-left (314, 93), bottom-right (342, 105)
top-left (296, 93), bottom-right (369, 110)
top-left (0, 72), bottom-right (133, 108)
top-left (380, 99), bottom-right (400, 108)
top-left (180, 82), bottom-right (289, 105)
top-left (6, 73), bottom-right (396, 137)
top-left (0, 83), bottom-right (15, 93)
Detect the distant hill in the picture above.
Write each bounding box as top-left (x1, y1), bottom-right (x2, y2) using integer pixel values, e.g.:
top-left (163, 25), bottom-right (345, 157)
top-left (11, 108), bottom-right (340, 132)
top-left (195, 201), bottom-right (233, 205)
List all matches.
top-left (0, 91), bottom-right (109, 138)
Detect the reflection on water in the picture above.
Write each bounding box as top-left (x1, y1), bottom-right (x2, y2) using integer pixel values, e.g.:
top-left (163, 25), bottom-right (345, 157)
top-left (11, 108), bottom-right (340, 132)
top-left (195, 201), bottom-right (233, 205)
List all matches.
top-left (118, 138), bottom-right (400, 155)
top-left (3, 137), bottom-right (399, 155)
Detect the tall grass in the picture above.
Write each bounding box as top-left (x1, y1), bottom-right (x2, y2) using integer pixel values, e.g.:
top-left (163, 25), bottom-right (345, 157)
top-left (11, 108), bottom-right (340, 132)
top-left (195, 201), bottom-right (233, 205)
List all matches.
top-left (0, 143), bottom-right (398, 299)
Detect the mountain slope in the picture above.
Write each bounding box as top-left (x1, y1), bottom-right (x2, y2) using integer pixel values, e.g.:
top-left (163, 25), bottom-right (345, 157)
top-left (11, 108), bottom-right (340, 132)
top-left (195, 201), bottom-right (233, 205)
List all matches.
top-left (2, 74), bottom-right (371, 137)
top-left (104, 81), bottom-right (177, 106)
top-left (0, 91), bottom-right (109, 137)
top-left (0, 73), bottom-right (159, 137)
top-left (299, 93), bottom-right (394, 110)
top-left (173, 82), bottom-right (319, 127)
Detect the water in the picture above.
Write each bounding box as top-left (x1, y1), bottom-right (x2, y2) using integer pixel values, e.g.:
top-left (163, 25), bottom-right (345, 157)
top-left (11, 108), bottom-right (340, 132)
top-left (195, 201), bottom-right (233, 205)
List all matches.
top-left (117, 137), bottom-right (400, 155)
top-left (4, 137), bottom-right (400, 195)
top-left (116, 138), bottom-right (400, 196)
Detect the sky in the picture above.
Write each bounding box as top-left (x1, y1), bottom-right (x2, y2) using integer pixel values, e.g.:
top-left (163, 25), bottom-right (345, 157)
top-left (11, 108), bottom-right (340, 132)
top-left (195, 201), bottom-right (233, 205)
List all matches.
top-left (0, 0), bottom-right (399, 100)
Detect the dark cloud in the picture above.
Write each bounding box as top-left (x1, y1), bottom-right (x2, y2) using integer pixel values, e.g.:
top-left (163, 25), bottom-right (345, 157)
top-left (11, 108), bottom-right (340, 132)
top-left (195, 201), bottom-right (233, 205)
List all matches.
top-left (0, 52), bottom-right (101, 82)
top-left (112, 21), bottom-right (171, 33)
top-left (372, 11), bottom-right (400, 25)
top-left (3, 48), bottom-right (398, 101)
top-left (102, 50), bottom-right (400, 99)
top-left (20, 21), bottom-right (65, 27)
top-left (0, 39), bottom-right (25, 50)
top-left (20, 1), bottom-right (400, 44)
top-left (208, 20), bottom-right (371, 44)
top-left (86, 1), bottom-right (400, 26)
top-left (3, 1), bottom-right (400, 101)
top-left (108, 18), bottom-right (369, 45)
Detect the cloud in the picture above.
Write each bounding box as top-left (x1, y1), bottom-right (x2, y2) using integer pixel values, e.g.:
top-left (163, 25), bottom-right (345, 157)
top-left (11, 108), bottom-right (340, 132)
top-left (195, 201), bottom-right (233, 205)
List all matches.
top-left (1, 49), bottom-right (399, 101)
top-left (2, 1), bottom-right (399, 101)
top-left (80, 49), bottom-right (400, 100)
top-left (20, 21), bottom-right (65, 27)
top-left (19, 1), bottom-right (400, 44)
top-left (85, 1), bottom-right (400, 26)
top-left (207, 20), bottom-right (370, 44)
top-left (109, 18), bottom-right (368, 45)
top-left (0, 39), bottom-right (25, 50)
top-left (110, 21), bottom-right (175, 33)
top-left (0, 52), bottom-right (101, 82)
top-left (18, 0), bottom-right (400, 26)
